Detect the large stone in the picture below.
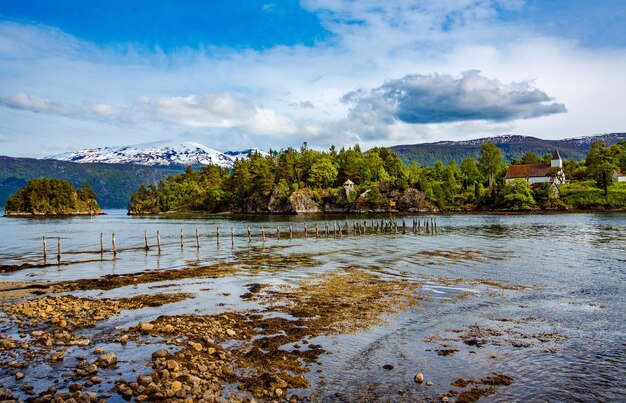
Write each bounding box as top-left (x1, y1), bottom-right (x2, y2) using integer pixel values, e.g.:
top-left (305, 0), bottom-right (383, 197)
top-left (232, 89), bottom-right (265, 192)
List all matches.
top-left (139, 322), bottom-right (154, 333)
top-left (97, 352), bottom-right (117, 368)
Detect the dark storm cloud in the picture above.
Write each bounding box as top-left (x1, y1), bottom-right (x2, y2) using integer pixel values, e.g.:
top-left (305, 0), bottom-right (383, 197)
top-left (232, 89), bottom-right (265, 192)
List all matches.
top-left (342, 70), bottom-right (567, 125)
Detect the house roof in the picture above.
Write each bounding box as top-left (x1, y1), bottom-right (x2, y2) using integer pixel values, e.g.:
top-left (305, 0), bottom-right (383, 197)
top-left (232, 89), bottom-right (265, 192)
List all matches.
top-left (615, 169), bottom-right (625, 176)
top-left (552, 149), bottom-right (561, 160)
top-left (506, 163), bottom-right (552, 179)
top-left (343, 179), bottom-right (354, 185)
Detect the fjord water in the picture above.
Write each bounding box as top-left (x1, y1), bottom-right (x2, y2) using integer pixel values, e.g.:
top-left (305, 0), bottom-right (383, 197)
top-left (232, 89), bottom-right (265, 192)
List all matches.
top-left (0, 210), bottom-right (625, 401)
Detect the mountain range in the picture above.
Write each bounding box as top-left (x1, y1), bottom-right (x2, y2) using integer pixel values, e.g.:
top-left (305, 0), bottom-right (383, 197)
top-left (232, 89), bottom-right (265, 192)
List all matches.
top-left (2, 133), bottom-right (625, 208)
top-left (390, 133), bottom-right (626, 166)
top-left (49, 141), bottom-right (268, 168)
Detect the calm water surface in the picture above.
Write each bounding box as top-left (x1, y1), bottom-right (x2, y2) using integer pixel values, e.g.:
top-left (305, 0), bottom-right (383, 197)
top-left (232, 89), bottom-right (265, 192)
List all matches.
top-left (0, 210), bottom-right (625, 401)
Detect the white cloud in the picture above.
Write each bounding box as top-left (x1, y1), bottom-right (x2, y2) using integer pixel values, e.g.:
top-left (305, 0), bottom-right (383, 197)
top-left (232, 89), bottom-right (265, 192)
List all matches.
top-left (0, 1), bottom-right (625, 156)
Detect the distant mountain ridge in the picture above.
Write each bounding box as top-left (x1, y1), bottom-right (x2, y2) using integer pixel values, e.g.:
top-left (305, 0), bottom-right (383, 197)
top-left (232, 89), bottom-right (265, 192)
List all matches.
top-left (0, 156), bottom-right (184, 208)
top-left (49, 141), bottom-right (269, 168)
top-left (389, 133), bottom-right (626, 166)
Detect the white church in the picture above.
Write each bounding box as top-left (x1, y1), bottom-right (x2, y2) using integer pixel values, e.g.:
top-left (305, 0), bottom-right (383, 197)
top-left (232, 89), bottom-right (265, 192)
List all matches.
top-left (505, 150), bottom-right (566, 184)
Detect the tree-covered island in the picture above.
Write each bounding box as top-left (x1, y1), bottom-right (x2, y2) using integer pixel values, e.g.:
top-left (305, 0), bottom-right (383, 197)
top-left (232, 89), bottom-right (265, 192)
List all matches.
top-left (4, 178), bottom-right (103, 217)
top-left (128, 140), bottom-right (626, 215)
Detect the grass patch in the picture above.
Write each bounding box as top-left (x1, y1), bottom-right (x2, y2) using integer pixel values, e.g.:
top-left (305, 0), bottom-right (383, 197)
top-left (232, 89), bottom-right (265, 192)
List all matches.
top-left (559, 181), bottom-right (626, 209)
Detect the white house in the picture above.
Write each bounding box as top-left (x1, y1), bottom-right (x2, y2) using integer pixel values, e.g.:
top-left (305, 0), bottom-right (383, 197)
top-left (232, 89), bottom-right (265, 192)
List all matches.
top-left (613, 170), bottom-right (626, 182)
top-left (505, 150), bottom-right (565, 184)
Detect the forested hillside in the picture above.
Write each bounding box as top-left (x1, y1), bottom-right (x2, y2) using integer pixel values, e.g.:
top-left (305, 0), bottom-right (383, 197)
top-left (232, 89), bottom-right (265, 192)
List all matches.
top-left (389, 133), bottom-right (626, 166)
top-left (0, 157), bottom-right (184, 208)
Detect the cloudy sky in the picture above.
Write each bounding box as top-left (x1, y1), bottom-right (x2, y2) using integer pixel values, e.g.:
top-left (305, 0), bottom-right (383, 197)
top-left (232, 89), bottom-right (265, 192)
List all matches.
top-left (0, 0), bottom-right (625, 157)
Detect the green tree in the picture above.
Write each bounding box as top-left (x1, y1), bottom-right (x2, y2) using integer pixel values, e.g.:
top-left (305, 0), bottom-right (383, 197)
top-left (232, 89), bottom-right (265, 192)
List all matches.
top-left (478, 142), bottom-right (503, 189)
top-left (461, 157), bottom-right (481, 191)
top-left (585, 140), bottom-right (616, 196)
top-left (502, 179), bottom-right (535, 210)
top-left (308, 158), bottom-right (338, 188)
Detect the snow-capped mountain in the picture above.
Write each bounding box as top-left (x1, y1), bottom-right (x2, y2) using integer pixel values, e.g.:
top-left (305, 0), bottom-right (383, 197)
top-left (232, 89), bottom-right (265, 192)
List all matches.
top-left (48, 141), bottom-right (243, 168)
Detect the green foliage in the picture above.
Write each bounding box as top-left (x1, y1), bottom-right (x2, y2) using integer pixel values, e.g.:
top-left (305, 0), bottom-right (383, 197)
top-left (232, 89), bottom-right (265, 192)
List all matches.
top-left (5, 178), bottom-right (100, 215)
top-left (502, 179), bottom-right (535, 210)
top-left (585, 140), bottom-right (617, 196)
top-left (559, 181), bottom-right (626, 209)
top-left (478, 142), bottom-right (503, 189)
top-left (128, 145), bottom-right (412, 213)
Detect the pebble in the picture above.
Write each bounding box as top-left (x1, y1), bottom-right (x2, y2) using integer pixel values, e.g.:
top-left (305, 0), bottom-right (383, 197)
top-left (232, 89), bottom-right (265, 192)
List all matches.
top-left (414, 372), bottom-right (424, 383)
top-left (426, 381), bottom-right (433, 386)
top-left (171, 381), bottom-right (182, 389)
top-left (138, 375), bottom-right (152, 386)
top-left (152, 349), bottom-right (169, 359)
top-left (15, 372), bottom-right (25, 380)
top-left (225, 329), bottom-right (237, 337)
top-left (94, 347), bottom-right (104, 354)
top-left (165, 359), bottom-right (180, 371)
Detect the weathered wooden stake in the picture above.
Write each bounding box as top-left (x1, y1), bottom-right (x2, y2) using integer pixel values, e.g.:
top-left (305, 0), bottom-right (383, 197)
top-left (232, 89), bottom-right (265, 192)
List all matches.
top-left (144, 230), bottom-right (150, 251)
top-left (100, 233), bottom-right (103, 254)
top-left (156, 230), bottom-right (161, 253)
top-left (261, 227), bottom-right (266, 242)
top-left (112, 233), bottom-right (117, 256)
top-left (277, 226), bottom-right (280, 239)
top-left (289, 225), bottom-right (293, 240)
top-left (216, 227), bottom-right (220, 245)
top-left (231, 227), bottom-right (235, 245)
top-left (333, 221), bottom-right (337, 236)
top-left (315, 223), bottom-right (319, 238)
top-left (402, 218), bottom-right (406, 234)
top-left (56, 236), bottom-right (61, 262)
top-left (180, 229), bottom-right (184, 248)
top-left (195, 229), bottom-right (200, 249)
top-left (304, 223), bottom-right (308, 238)
top-left (43, 236), bottom-right (47, 260)
top-left (325, 222), bottom-right (329, 237)
top-left (247, 226), bottom-right (252, 243)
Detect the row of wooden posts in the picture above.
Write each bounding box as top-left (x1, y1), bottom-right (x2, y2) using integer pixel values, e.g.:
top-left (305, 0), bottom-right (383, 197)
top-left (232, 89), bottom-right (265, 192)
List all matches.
top-left (43, 217), bottom-right (437, 262)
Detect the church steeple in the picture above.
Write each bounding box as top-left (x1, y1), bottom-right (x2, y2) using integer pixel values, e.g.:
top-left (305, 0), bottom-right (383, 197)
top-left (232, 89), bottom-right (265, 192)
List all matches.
top-left (551, 149), bottom-right (562, 168)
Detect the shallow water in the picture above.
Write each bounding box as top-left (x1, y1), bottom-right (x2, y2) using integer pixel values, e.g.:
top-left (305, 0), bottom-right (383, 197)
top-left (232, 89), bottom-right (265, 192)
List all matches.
top-left (1, 210), bottom-right (625, 401)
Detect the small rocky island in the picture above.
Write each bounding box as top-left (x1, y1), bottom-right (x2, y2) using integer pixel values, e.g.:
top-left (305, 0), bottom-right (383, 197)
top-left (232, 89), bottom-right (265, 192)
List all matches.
top-left (4, 178), bottom-right (103, 217)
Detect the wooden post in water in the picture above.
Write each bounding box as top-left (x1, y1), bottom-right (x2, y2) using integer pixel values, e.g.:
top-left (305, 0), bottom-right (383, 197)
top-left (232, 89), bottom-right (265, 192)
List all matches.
top-left (42, 236), bottom-right (47, 260)
top-left (276, 226), bottom-right (280, 240)
top-left (247, 226), bottom-right (252, 243)
top-left (345, 220), bottom-right (350, 235)
top-left (289, 225), bottom-right (293, 240)
top-left (231, 227), bottom-right (235, 246)
top-left (325, 222), bottom-right (329, 238)
top-left (195, 229), bottom-right (200, 249)
top-left (261, 227), bottom-right (266, 242)
top-left (112, 233), bottom-right (117, 256)
top-left (315, 223), bottom-right (319, 238)
top-left (156, 230), bottom-right (161, 253)
top-left (402, 218), bottom-right (406, 234)
top-left (100, 233), bottom-right (104, 254)
top-left (180, 229), bottom-right (184, 248)
top-left (144, 230), bottom-right (149, 251)
top-left (56, 236), bottom-right (61, 263)
top-left (216, 227), bottom-right (220, 245)
top-left (304, 223), bottom-right (308, 238)
top-left (333, 221), bottom-right (337, 236)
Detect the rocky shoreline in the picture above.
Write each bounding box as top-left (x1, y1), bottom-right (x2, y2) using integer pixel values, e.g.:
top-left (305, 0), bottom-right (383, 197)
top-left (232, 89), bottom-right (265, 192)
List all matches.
top-left (0, 260), bottom-right (532, 402)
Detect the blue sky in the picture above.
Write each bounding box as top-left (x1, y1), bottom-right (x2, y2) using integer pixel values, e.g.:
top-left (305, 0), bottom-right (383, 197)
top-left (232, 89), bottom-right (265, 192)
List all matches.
top-left (0, 0), bottom-right (625, 157)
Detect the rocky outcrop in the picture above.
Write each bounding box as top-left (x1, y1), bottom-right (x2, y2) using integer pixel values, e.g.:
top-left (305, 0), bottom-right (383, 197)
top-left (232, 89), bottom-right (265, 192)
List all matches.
top-left (287, 189), bottom-right (320, 213)
top-left (396, 189), bottom-right (437, 212)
